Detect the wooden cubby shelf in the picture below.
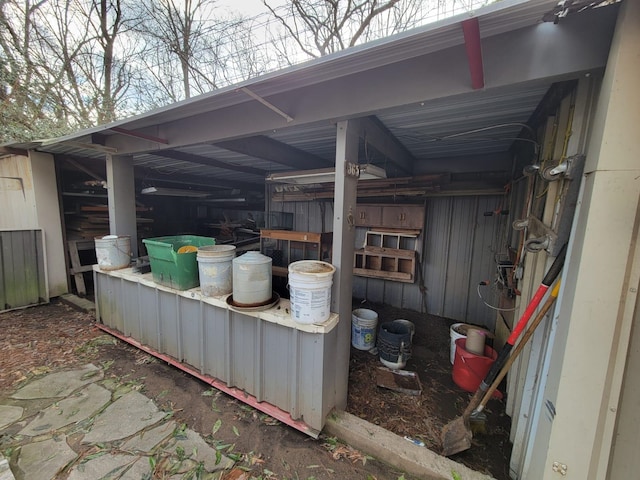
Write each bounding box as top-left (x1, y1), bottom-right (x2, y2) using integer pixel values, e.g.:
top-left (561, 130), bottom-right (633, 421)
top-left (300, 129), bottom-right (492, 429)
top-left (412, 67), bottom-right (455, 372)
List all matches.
top-left (353, 231), bottom-right (418, 283)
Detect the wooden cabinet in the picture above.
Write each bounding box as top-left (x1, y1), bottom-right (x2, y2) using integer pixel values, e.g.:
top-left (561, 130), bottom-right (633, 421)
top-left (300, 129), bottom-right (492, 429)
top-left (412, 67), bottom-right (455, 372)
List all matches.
top-left (260, 230), bottom-right (333, 277)
top-left (353, 231), bottom-right (418, 283)
top-left (355, 204), bottom-right (424, 230)
top-left (355, 205), bottom-right (382, 227)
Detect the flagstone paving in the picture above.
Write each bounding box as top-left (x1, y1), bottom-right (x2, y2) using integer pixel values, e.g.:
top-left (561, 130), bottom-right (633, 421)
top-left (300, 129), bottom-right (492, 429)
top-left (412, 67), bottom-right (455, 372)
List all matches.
top-left (0, 364), bottom-right (235, 480)
top-left (10, 364), bottom-right (102, 400)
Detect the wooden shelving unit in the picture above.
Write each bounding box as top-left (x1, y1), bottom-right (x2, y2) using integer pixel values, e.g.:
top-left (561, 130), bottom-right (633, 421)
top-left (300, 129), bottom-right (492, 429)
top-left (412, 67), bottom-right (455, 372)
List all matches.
top-left (353, 231), bottom-right (418, 283)
top-left (260, 229), bottom-right (333, 277)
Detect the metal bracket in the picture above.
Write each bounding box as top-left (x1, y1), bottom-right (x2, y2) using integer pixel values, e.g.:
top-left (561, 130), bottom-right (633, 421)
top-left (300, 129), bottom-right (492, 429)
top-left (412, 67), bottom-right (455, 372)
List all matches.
top-left (513, 155), bottom-right (585, 256)
top-left (541, 154), bottom-right (583, 181)
top-left (514, 216), bottom-right (558, 254)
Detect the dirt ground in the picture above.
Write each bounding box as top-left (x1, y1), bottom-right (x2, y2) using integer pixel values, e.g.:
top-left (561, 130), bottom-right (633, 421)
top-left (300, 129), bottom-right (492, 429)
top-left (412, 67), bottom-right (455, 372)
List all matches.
top-left (348, 301), bottom-right (512, 480)
top-left (0, 299), bottom-right (512, 479)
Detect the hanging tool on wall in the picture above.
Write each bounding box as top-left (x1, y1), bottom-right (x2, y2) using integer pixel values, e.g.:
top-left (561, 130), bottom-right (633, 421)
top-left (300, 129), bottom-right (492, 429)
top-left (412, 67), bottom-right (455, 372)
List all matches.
top-left (469, 279), bottom-right (561, 435)
top-left (441, 244), bottom-right (566, 457)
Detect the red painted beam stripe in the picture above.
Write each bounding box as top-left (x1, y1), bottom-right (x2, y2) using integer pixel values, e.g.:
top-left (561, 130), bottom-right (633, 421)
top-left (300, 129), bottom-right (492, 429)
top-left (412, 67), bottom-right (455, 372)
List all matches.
top-left (462, 17), bottom-right (485, 90)
top-left (96, 323), bottom-right (320, 438)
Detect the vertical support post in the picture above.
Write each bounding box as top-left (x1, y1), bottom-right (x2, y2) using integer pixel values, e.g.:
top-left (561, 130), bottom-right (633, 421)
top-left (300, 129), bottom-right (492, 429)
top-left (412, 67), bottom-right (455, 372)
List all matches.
top-left (331, 119), bottom-right (360, 410)
top-left (106, 154), bottom-right (138, 257)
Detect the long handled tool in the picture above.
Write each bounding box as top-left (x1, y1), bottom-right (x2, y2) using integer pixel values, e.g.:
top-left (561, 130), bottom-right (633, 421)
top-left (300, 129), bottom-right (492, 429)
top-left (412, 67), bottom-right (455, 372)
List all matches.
top-left (441, 244), bottom-right (566, 456)
top-left (469, 280), bottom-right (561, 434)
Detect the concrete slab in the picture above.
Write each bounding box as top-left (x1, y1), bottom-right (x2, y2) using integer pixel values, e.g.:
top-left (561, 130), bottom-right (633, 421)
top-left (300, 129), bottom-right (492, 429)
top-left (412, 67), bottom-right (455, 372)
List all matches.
top-left (324, 410), bottom-right (494, 480)
top-left (82, 391), bottom-right (165, 444)
top-left (120, 456), bottom-right (154, 479)
top-left (67, 453), bottom-right (136, 480)
top-left (11, 364), bottom-right (103, 400)
top-left (0, 405), bottom-right (23, 430)
top-left (121, 420), bottom-right (177, 453)
top-left (19, 383), bottom-right (111, 436)
top-left (16, 437), bottom-right (77, 480)
top-left (59, 294), bottom-right (95, 312)
top-left (163, 428), bottom-right (234, 473)
top-left (0, 453), bottom-right (15, 480)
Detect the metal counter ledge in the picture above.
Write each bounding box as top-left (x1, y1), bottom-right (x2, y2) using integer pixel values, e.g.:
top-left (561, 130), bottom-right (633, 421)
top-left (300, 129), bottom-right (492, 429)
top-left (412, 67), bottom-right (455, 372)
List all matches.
top-left (93, 265), bottom-right (340, 437)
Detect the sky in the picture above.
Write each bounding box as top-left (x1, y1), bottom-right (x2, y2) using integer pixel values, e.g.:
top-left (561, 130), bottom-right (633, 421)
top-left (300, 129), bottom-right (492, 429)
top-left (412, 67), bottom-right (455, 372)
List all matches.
top-left (216, 0), bottom-right (283, 17)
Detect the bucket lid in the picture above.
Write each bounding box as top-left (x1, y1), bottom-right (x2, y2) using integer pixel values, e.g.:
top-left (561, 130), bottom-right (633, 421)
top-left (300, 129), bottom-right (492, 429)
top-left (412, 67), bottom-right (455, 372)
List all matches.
top-left (233, 251), bottom-right (272, 265)
top-left (288, 260), bottom-right (335, 276)
top-left (198, 245), bottom-right (236, 255)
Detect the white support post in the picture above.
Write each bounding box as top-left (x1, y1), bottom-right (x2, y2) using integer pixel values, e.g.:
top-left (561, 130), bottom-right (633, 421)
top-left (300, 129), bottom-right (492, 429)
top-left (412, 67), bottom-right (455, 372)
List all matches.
top-left (331, 119), bottom-right (360, 410)
top-left (523, 1), bottom-right (640, 478)
top-left (106, 154), bottom-right (138, 257)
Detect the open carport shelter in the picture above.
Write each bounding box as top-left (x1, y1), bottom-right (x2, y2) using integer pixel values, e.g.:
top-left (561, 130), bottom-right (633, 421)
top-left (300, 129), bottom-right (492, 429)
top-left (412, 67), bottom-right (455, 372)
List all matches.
top-left (1, 1), bottom-right (638, 478)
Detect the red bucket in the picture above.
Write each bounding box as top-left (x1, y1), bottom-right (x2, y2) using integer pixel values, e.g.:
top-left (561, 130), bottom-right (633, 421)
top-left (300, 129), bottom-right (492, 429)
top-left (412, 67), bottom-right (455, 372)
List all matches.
top-left (452, 338), bottom-right (502, 398)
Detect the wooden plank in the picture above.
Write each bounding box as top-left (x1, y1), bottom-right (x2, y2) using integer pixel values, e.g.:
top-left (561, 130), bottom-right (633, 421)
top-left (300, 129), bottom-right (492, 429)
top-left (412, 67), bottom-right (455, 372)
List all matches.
top-left (67, 240), bottom-right (86, 296)
top-left (261, 229), bottom-right (324, 242)
top-left (361, 246), bottom-right (416, 259)
top-left (353, 268), bottom-right (414, 283)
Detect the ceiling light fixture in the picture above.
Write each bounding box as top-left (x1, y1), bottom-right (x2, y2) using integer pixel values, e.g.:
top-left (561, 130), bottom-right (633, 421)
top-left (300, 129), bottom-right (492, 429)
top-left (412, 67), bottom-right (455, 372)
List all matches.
top-left (266, 164), bottom-right (386, 185)
top-left (141, 186), bottom-right (211, 198)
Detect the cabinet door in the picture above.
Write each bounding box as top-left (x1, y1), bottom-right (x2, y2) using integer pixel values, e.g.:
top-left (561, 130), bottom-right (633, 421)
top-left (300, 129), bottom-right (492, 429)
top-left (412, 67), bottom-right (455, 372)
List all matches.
top-left (355, 205), bottom-right (382, 227)
top-left (381, 205), bottom-right (424, 229)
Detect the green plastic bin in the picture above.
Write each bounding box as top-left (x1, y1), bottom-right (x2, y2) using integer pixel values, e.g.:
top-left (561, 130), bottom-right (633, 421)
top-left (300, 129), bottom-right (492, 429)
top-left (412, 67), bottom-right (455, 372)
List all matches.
top-left (143, 235), bottom-right (215, 290)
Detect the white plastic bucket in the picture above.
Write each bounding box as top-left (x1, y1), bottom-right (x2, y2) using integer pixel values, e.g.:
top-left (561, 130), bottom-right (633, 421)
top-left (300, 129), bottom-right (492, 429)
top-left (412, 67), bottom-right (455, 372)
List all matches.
top-left (197, 245), bottom-right (236, 297)
top-left (351, 308), bottom-right (378, 350)
top-left (95, 235), bottom-right (131, 271)
top-left (232, 251), bottom-right (272, 306)
top-left (450, 323), bottom-right (467, 365)
top-left (288, 260), bottom-right (335, 324)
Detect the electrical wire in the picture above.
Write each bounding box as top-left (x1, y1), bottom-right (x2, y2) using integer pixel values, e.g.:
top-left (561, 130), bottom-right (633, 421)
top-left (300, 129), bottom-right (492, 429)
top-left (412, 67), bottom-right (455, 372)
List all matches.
top-left (477, 281), bottom-right (520, 312)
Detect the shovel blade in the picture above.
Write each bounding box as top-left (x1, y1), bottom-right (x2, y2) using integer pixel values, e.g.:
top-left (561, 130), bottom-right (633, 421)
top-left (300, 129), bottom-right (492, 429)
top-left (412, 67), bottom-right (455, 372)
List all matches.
top-left (441, 416), bottom-right (472, 457)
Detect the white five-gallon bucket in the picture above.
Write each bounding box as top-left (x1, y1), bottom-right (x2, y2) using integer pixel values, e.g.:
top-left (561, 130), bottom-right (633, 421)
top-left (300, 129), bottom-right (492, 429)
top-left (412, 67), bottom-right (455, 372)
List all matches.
top-left (197, 245), bottom-right (236, 296)
top-left (450, 323), bottom-right (467, 365)
top-left (351, 308), bottom-right (378, 350)
top-left (288, 260), bottom-right (336, 324)
top-left (95, 235), bottom-right (131, 271)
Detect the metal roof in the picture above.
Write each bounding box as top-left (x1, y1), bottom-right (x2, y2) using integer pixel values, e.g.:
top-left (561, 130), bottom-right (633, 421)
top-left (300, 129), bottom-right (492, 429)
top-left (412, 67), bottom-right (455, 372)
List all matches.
top-left (5, 0), bottom-right (620, 192)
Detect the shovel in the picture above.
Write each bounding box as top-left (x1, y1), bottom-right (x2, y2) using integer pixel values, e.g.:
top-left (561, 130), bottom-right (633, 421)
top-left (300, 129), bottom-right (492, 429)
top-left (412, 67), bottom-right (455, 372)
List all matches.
top-left (441, 244), bottom-right (566, 456)
top-left (469, 279), bottom-right (561, 433)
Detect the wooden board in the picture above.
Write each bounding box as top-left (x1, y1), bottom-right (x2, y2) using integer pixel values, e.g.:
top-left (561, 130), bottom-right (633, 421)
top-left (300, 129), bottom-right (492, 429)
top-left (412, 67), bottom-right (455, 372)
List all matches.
top-left (376, 367), bottom-right (422, 395)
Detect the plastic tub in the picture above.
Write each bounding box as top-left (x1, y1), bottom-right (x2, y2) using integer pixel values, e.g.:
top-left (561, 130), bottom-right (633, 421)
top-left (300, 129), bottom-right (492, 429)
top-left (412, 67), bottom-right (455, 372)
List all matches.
top-left (143, 235), bottom-right (215, 290)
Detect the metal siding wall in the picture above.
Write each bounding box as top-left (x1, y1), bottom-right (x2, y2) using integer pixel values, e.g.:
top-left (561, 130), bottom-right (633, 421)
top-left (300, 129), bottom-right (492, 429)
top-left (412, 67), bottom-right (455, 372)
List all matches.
top-left (443, 198), bottom-right (477, 320)
top-left (94, 269), bottom-right (337, 432)
top-left (275, 196), bottom-right (501, 327)
top-left (424, 197), bottom-right (454, 317)
top-left (0, 230), bottom-right (48, 311)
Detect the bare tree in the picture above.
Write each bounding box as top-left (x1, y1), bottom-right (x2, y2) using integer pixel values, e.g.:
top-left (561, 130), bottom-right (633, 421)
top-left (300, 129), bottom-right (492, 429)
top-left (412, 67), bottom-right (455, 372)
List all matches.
top-left (263, 0), bottom-right (404, 58)
top-left (135, 0), bottom-right (265, 102)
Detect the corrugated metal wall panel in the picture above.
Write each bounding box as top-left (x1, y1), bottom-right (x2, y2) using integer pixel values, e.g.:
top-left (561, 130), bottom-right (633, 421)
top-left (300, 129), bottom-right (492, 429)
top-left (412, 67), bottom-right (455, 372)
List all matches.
top-left (276, 196), bottom-right (503, 327)
top-left (94, 269), bottom-right (338, 433)
top-left (0, 230), bottom-right (48, 312)
top-left (424, 198), bottom-right (454, 316)
top-left (442, 197), bottom-right (477, 320)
